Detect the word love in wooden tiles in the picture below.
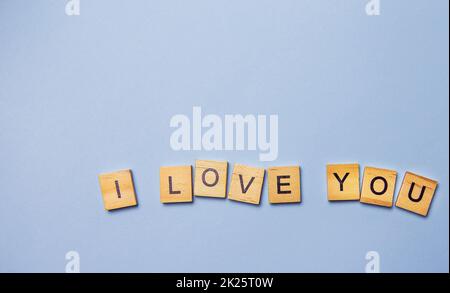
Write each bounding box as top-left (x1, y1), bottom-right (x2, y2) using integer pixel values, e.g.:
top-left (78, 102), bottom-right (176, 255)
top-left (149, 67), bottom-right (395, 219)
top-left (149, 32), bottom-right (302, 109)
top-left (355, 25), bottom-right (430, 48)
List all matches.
top-left (98, 161), bottom-right (439, 217)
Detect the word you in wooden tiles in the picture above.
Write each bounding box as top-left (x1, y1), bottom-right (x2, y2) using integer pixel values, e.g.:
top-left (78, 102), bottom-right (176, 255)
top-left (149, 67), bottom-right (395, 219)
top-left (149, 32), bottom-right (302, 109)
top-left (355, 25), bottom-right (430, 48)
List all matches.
top-left (98, 161), bottom-right (439, 217)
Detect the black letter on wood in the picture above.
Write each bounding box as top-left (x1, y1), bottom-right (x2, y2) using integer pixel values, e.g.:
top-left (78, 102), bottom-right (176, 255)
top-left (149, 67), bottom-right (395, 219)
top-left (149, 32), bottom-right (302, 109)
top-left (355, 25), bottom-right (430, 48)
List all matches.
top-left (277, 175), bottom-right (291, 194)
top-left (169, 176), bottom-right (181, 194)
top-left (408, 182), bottom-right (426, 202)
top-left (370, 176), bottom-right (388, 195)
top-left (239, 174), bottom-right (255, 193)
top-left (333, 172), bottom-right (350, 191)
top-left (202, 168), bottom-right (219, 187)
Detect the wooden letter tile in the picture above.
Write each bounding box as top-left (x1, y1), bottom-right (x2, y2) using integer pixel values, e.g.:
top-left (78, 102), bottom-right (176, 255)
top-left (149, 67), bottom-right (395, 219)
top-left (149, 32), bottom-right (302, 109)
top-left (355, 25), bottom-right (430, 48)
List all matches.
top-left (360, 167), bottom-right (397, 207)
top-left (327, 163), bottom-right (360, 201)
top-left (228, 164), bottom-right (265, 205)
top-left (98, 169), bottom-right (137, 210)
top-left (160, 166), bottom-right (193, 203)
top-left (395, 172), bottom-right (438, 216)
top-left (268, 166), bottom-right (301, 204)
top-left (194, 160), bottom-right (228, 198)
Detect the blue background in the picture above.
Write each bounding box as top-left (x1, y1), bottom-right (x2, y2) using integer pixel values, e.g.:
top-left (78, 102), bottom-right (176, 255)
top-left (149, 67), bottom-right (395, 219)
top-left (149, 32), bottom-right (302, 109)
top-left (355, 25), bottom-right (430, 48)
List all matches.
top-left (0, 0), bottom-right (448, 272)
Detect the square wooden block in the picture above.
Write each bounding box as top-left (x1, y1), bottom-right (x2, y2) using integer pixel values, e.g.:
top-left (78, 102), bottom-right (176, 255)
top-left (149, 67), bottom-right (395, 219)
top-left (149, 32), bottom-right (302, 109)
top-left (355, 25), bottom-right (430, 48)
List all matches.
top-left (360, 167), bottom-right (397, 207)
top-left (194, 160), bottom-right (228, 198)
top-left (395, 172), bottom-right (438, 216)
top-left (327, 163), bottom-right (360, 201)
top-left (160, 166), bottom-right (193, 203)
top-left (98, 169), bottom-right (137, 211)
top-left (268, 166), bottom-right (301, 204)
top-left (228, 164), bottom-right (265, 205)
